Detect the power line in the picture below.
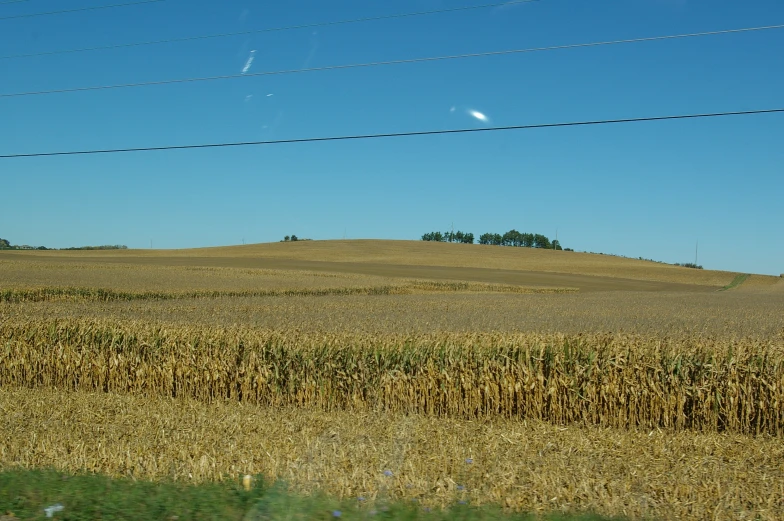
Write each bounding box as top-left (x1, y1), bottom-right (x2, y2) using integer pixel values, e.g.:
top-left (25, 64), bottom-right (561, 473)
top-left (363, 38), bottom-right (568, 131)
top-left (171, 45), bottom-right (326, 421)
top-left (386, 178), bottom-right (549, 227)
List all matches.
top-left (2, 23), bottom-right (781, 99)
top-left (2, 108), bottom-right (781, 159)
top-left (0, 0), bottom-right (537, 61)
top-left (0, 0), bottom-right (164, 21)
top-left (0, 0), bottom-right (31, 5)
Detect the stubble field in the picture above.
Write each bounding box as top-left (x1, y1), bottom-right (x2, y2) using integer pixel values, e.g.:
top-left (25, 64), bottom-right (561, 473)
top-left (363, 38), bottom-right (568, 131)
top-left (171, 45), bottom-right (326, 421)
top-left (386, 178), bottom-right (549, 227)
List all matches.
top-left (1, 240), bottom-right (783, 520)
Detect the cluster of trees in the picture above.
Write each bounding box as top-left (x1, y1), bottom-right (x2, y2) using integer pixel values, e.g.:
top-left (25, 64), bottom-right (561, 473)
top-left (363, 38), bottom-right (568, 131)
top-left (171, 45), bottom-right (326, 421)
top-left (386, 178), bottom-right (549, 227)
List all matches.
top-left (1, 238), bottom-right (47, 250)
top-left (422, 229), bottom-right (566, 250)
top-left (282, 236), bottom-right (312, 242)
top-left (421, 231), bottom-right (474, 244)
top-left (478, 230), bottom-right (562, 250)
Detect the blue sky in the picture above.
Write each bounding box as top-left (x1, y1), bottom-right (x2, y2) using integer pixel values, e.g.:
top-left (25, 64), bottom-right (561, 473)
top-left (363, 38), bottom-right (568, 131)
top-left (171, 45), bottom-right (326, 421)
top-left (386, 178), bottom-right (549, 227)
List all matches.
top-left (1, 0), bottom-right (782, 275)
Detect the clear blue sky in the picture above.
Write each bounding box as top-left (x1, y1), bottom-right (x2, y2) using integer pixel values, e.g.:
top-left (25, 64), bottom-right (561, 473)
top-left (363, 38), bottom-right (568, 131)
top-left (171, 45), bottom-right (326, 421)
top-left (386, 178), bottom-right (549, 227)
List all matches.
top-left (1, 0), bottom-right (782, 275)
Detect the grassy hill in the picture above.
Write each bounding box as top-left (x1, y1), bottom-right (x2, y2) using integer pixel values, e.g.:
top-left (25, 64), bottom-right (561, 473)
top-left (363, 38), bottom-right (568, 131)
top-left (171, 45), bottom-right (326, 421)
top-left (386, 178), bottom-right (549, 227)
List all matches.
top-left (2, 239), bottom-right (776, 290)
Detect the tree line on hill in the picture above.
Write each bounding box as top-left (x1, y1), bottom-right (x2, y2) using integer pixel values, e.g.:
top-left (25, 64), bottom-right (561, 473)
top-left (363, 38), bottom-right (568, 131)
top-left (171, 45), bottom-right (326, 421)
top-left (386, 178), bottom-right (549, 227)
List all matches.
top-left (0, 238), bottom-right (127, 251)
top-left (421, 231), bottom-right (475, 244)
top-left (421, 229), bottom-right (571, 251)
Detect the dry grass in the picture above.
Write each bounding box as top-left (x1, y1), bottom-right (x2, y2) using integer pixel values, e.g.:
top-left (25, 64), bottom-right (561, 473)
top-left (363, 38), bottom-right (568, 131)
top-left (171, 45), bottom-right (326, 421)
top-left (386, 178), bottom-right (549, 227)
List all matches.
top-left (2, 318), bottom-right (783, 435)
top-left (735, 275), bottom-right (784, 293)
top-left (2, 388), bottom-right (783, 521)
top-left (3, 239), bottom-right (768, 288)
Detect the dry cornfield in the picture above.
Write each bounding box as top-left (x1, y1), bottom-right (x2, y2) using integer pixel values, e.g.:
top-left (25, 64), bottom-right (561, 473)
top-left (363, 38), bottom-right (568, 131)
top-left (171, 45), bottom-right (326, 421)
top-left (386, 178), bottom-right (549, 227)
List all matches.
top-left (0, 281), bottom-right (574, 304)
top-left (3, 290), bottom-right (781, 338)
top-left (3, 387), bottom-right (783, 521)
top-left (2, 242), bottom-right (783, 520)
top-left (2, 318), bottom-right (783, 435)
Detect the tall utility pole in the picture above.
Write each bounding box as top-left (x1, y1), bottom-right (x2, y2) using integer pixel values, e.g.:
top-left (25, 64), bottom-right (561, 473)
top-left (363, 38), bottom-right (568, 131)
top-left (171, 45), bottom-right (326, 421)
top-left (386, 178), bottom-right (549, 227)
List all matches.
top-left (695, 240), bottom-right (698, 266)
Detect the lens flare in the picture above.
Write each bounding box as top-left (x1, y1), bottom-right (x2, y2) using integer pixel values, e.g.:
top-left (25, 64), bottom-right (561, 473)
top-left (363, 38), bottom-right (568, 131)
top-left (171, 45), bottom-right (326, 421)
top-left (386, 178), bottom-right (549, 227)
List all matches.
top-left (468, 110), bottom-right (489, 122)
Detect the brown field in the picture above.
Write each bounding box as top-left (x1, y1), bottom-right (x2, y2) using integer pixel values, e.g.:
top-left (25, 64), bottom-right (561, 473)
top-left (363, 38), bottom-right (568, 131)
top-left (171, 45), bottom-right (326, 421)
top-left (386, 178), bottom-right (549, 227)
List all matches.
top-left (1, 240), bottom-right (782, 520)
top-left (0, 258), bottom-right (397, 293)
top-left (5, 239), bottom-right (778, 290)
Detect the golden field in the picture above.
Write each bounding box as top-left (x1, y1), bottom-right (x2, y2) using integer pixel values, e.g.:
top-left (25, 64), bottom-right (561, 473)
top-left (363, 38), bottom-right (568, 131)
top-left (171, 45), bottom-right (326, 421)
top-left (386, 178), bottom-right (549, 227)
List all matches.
top-left (2, 319), bottom-right (783, 435)
top-left (3, 388), bottom-right (783, 520)
top-left (1, 240), bottom-right (783, 519)
top-left (6, 239), bottom-right (780, 290)
top-left (3, 289), bottom-right (782, 338)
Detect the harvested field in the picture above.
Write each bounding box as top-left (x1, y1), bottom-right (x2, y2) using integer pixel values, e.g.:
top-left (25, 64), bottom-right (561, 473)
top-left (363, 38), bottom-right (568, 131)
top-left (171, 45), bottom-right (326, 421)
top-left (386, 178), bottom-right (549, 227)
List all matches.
top-left (0, 258), bottom-right (391, 292)
top-left (4, 239), bottom-right (772, 291)
top-left (2, 388), bottom-right (783, 521)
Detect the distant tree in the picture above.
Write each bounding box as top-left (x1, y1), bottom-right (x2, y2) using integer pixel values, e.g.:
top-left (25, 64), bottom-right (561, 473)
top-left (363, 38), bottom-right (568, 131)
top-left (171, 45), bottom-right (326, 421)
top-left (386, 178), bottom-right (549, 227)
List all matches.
top-left (421, 231), bottom-right (445, 242)
top-left (284, 236), bottom-right (290, 242)
top-left (439, 230), bottom-right (474, 244)
top-left (533, 234), bottom-right (551, 249)
top-left (290, 235), bottom-right (298, 242)
top-left (552, 239), bottom-right (563, 251)
top-left (521, 233), bottom-right (535, 248)
top-left (501, 230), bottom-right (512, 246)
top-left (0, 238), bottom-right (9, 249)
top-left (478, 233), bottom-right (494, 245)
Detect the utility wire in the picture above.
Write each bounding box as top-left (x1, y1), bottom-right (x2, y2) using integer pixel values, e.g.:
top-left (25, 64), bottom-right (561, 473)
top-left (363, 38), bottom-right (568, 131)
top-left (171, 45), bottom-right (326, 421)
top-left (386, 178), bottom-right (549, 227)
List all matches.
top-left (2, 24), bottom-right (782, 99)
top-left (0, 0), bottom-right (31, 5)
top-left (2, 108), bottom-right (782, 159)
top-left (0, 0), bottom-right (164, 21)
top-left (0, 0), bottom-right (537, 60)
